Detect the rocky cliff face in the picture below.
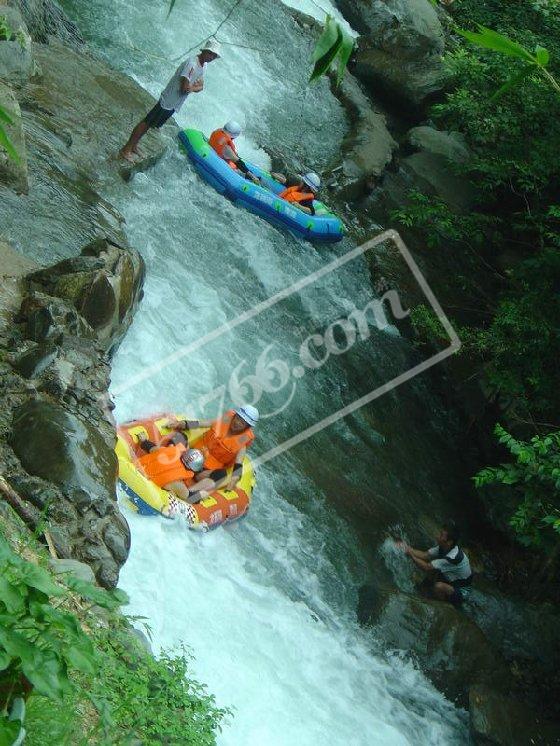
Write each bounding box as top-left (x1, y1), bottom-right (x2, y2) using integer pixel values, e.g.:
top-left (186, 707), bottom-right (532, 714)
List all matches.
top-left (0, 237), bottom-right (143, 587)
top-left (0, 0), bottom-right (164, 587)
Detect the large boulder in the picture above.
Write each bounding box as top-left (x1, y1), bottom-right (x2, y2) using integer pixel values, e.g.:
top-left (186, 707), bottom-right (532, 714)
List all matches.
top-left (26, 237), bottom-right (145, 353)
top-left (469, 685), bottom-right (560, 745)
top-left (0, 235), bottom-right (139, 588)
top-left (0, 5), bottom-right (34, 86)
top-left (10, 400), bottom-right (117, 496)
top-left (336, 0), bottom-right (448, 114)
top-left (0, 80), bottom-right (28, 193)
top-left (8, 400), bottom-right (130, 588)
top-left (27, 40), bottom-right (170, 181)
top-left (328, 70), bottom-right (397, 200)
top-left (361, 588), bottom-right (509, 703)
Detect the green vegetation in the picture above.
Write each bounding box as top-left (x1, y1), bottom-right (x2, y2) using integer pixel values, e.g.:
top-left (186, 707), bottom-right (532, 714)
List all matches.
top-left (475, 425), bottom-right (560, 549)
top-left (310, 15), bottom-right (354, 85)
top-left (0, 16), bottom-right (20, 163)
top-left (0, 524), bottom-right (226, 744)
top-left (391, 0), bottom-right (560, 553)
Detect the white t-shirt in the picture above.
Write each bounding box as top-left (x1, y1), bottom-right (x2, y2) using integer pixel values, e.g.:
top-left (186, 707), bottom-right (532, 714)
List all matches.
top-left (428, 545), bottom-right (472, 582)
top-left (159, 56), bottom-right (206, 112)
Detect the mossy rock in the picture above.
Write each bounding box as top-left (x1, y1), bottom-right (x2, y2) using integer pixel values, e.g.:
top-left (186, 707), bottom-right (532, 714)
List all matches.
top-left (10, 400), bottom-right (117, 501)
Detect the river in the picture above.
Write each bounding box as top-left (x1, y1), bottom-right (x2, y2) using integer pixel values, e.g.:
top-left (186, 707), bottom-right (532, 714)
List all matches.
top-left (60, 0), bottom-right (471, 741)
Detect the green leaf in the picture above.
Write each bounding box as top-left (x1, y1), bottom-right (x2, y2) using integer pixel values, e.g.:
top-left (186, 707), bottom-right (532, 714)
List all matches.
top-left (457, 25), bottom-right (536, 64)
top-left (535, 45), bottom-right (550, 67)
top-left (310, 24), bottom-right (344, 82)
top-left (0, 718), bottom-right (21, 746)
top-left (65, 644), bottom-right (97, 675)
top-left (65, 576), bottom-right (128, 610)
top-left (0, 627), bottom-right (36, 663)
top-left (20, 565), bottom-right (63, 597)
top-left (0, 106), bottom-right (13, 125)
top-left (0, 649), bottom-right (12, 672)
top-left (0, 577), bottom-right (26, 615)
top-left (336, 31), bottom-right (354, 86)
top-left (312, 15), bottom-right (338, 62)
top-left (21, 649), bottom-right (70, 700)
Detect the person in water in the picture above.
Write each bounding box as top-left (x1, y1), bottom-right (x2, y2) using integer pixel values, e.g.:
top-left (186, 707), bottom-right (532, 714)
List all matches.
top-left (137, 432), bottom-right (210, 504)
top-left (396, 522), bottom-right (473, 605)
top-left (119, 38), bottom-right (221, 162)
top-left (279, 172), bottom-right (321, 214)
top-left (209, 121), bottom-right (260, 183)
top-left (164, 405), bottom-right (259, 493)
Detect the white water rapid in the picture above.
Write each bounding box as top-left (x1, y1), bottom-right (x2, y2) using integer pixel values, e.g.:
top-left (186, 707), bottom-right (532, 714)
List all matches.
top-left (60, 0), bottom-right (471, 741)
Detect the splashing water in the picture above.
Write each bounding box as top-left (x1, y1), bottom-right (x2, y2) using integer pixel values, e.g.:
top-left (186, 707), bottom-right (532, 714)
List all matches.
top-left (54, 0), bottom-right (471, 741)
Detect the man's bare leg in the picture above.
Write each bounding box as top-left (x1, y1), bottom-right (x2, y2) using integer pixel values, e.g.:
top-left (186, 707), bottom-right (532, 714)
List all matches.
top-left (119, 120), bottom-right (149, 161)
top-left (433, 581), bottom-right (456, 602)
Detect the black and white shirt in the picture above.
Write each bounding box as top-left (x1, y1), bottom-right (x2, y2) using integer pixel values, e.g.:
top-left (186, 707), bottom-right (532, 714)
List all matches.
top-left (428, 545), bottom-right (472, 583)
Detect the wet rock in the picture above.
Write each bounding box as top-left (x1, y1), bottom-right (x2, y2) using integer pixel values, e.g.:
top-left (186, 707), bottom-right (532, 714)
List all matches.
top-left (10, 400), bottom-right (117, 495)
top-left (0, 239), bottom-right (38, 335)
top-left (8, 472), bottom-right (60, 510)
top-left (13, 342), bottom-right (59, 378)
top-left (0, 80), bottom-right (28, 193)
top-left (469, 685), bottom-right (560, 745)
top-left (26, 238), bottom-right (145, 352)
top-left (0, 6), bottom-right (34, 86)
top-left (328, 71), bottom-right (397, 200)
top-left (362, 588), bottom-right (509, 703)
top-left (336, 0), bottom-right (448, 114)
top-left (407, 125), bottom-right (470, 163)
top-left (95, 557), bottom-right (119, 590)
top-left (9, 0), bottom-right (84, 46)
top-left (28, 40), bottom-right (170, 181)
top-left (372, 124), bottom-right (474, 217)
top-left (49, 557), bottom-right (96, 584)
top-left (20, 292), bottom-right (95, 344)
top-left (130, 626), bottom-right (152, 654)
top-left (103, 521), bottom-right (129, 564)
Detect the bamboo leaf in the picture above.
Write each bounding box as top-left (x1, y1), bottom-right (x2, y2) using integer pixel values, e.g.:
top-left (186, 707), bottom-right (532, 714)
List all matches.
top-left (310, 24), bottom-right (343, 82)
top-left (0, 105), bottom-right (13, 125)
top-left (312, 15), bottom-right (338, 63)
top-left (457, 25), bottom-right (536, 64)
top-left (535, 45), bottom-right (550, 67)
top-left (335, 31), bottom-right (354, 86)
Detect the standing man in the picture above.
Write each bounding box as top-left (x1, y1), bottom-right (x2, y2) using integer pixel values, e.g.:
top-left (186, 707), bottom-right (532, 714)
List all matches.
top-left (119, 38), bottom-right (221, 161)
top-left (396, 521), bottom-right (473, 605)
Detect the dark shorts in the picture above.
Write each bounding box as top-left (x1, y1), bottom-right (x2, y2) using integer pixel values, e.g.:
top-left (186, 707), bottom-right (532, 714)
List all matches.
top-left (434, 571), bottom-right (472, 605)
top-left (448, 578), bottom-right (472, 605)
top-left (144, 102), bottom-right (174, 129)
top-left (208, 469), bottom-right (228, 482)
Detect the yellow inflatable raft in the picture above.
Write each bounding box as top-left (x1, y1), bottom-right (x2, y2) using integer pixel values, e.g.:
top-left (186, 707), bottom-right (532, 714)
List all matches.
top-left (116, 413), bottom-right (255, 531)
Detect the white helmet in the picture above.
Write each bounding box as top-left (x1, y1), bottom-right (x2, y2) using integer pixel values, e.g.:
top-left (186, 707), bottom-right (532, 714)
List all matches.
top-left (201, 38), bottom-right (221, 57)
top-left (234, 405), bottom-right (259, 427)
top-left (302, 171), bottom-right (321, 192)
top-left (182, 448), bottom-right (204, 472)
top-left (224, 120), bottom-right (242, 138)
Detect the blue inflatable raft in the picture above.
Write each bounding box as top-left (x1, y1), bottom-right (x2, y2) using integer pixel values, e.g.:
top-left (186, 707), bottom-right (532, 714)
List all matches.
top-left (178, 129), bottom-right (344, 243)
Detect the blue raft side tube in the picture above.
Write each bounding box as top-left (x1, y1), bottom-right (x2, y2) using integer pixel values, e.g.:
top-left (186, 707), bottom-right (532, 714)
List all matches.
top-left (178, 129), bottom-right (344, 244)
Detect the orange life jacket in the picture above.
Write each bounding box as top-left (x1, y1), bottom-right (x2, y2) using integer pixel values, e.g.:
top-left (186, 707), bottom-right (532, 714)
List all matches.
top-left (195, 409), bottom-right (254, 470)
top-left (209, 129), bottom-right (238, 170)
top-left (138, 443), bottom-right (195, 488)
top-left (280, 185), bottom-right (315, 204)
